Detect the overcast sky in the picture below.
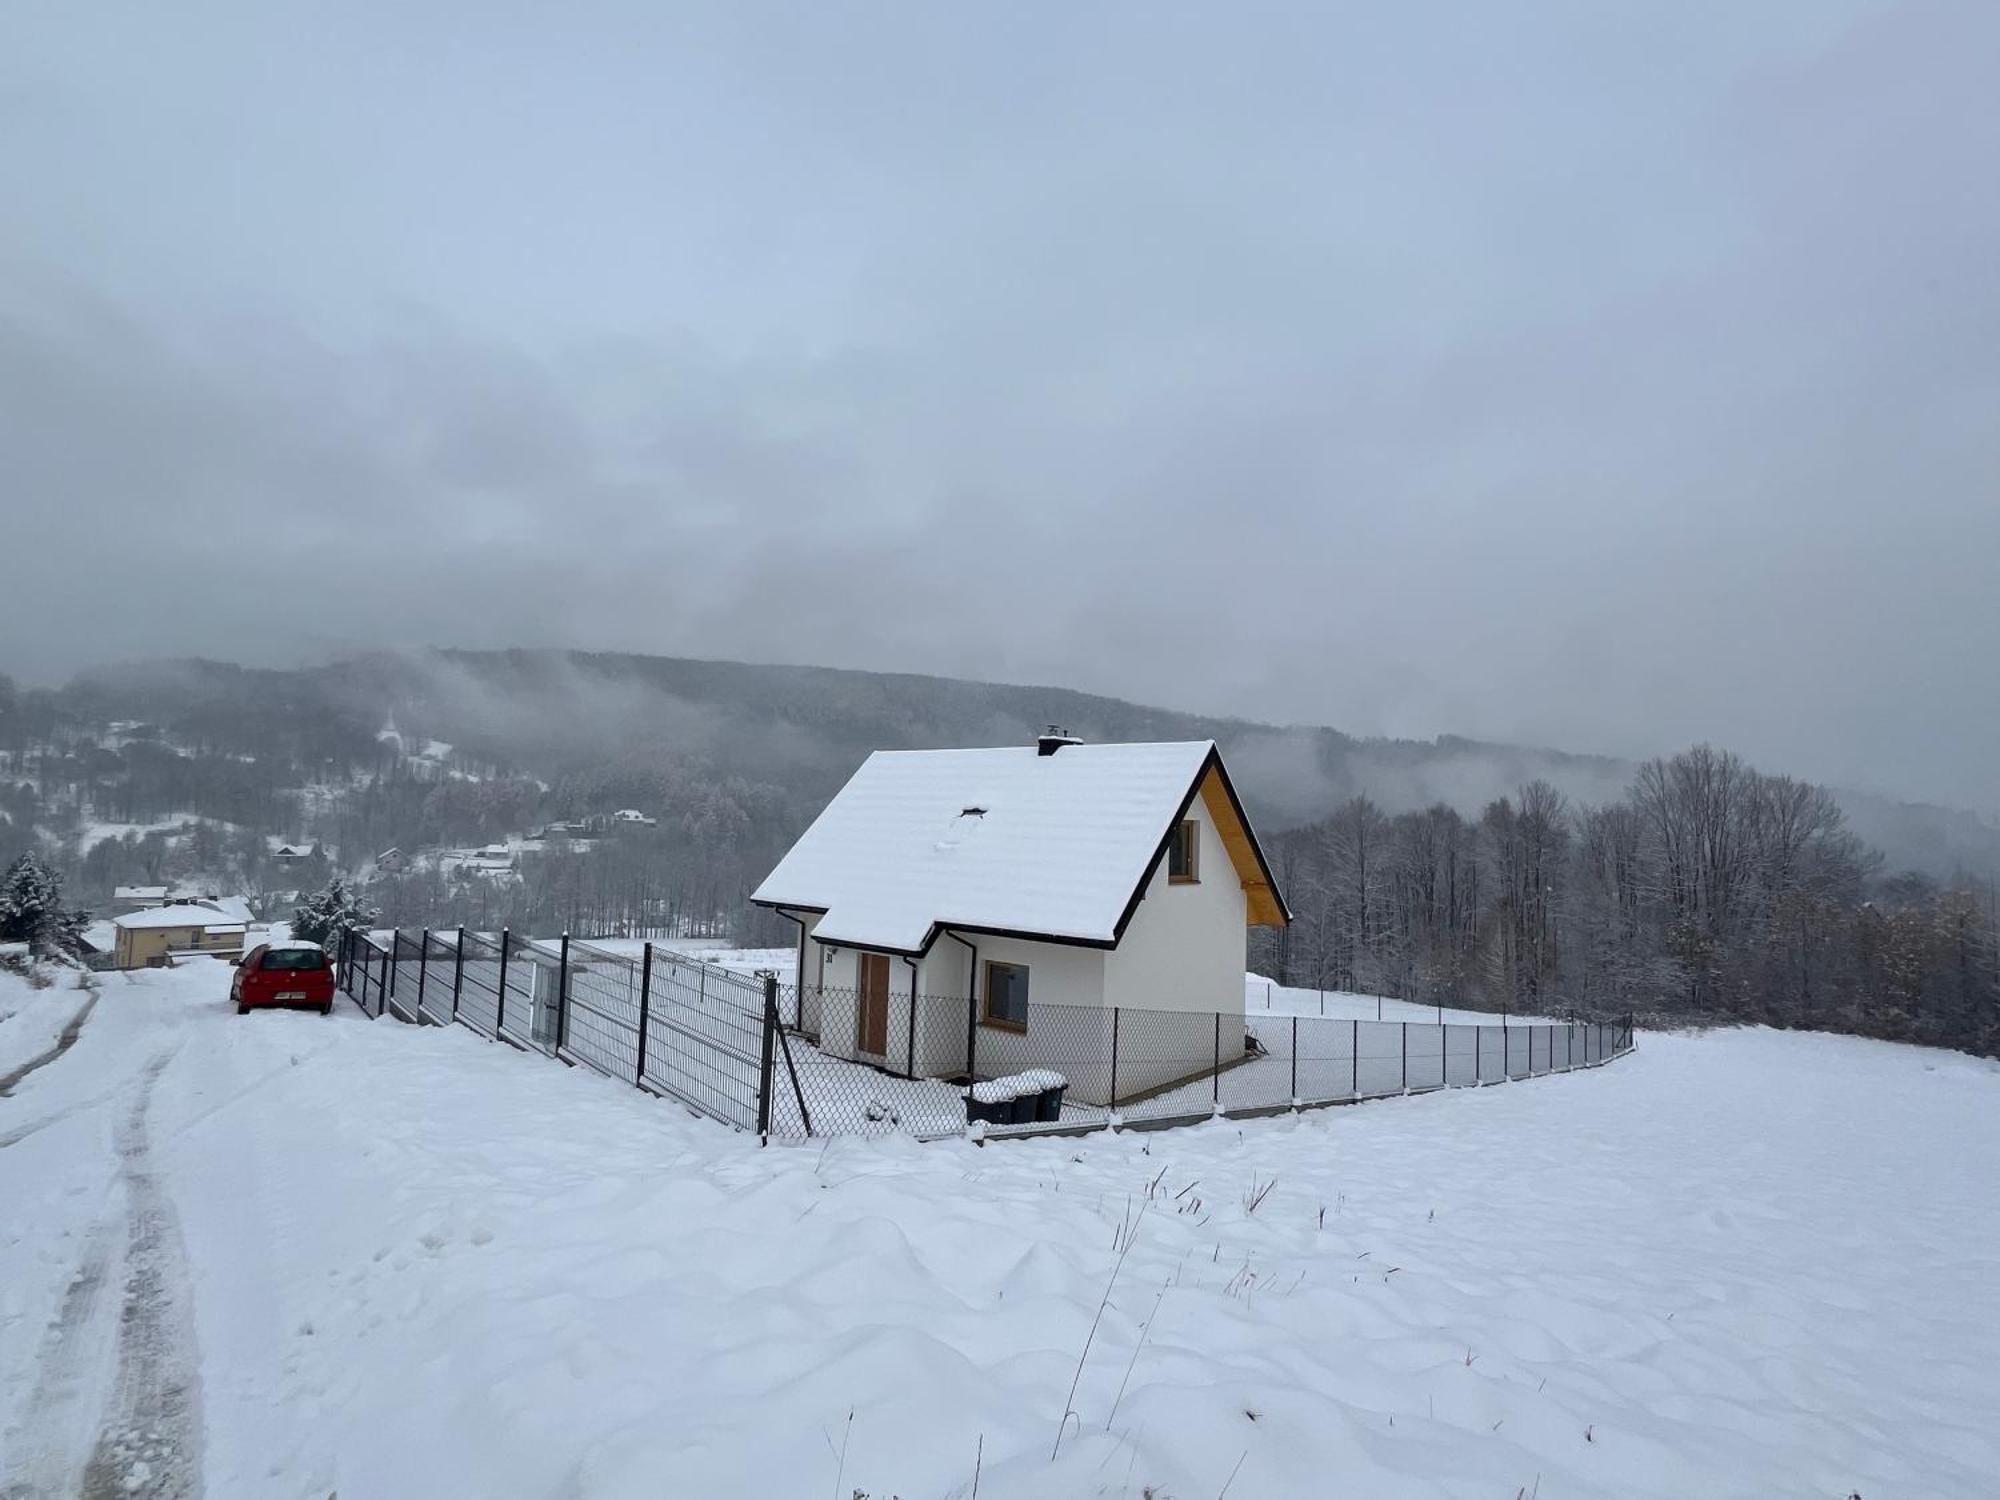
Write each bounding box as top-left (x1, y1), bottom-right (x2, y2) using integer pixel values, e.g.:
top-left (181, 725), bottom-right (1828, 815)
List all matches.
top-left (3, 2), bottom-right (1996, 811)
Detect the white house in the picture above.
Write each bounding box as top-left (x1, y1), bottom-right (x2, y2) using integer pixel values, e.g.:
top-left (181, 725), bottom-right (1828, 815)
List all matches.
top-left (751, 734), bottom-right (1289, 1106)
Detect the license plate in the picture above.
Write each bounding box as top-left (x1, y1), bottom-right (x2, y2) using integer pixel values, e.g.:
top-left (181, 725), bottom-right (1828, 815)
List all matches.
top-left (277, 991), bottom-right (306, 1001)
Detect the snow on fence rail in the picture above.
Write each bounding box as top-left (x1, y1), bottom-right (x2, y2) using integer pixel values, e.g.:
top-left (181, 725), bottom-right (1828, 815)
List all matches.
top-left (335, 929), bottom-right (1636, 1142)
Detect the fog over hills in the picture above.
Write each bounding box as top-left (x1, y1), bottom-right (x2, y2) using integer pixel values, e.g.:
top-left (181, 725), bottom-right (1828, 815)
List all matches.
top-left (38, 647), bottom-right (2000, 881)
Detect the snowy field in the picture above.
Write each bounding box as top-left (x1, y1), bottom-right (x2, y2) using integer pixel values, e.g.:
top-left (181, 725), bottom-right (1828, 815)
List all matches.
top-left (2, 964), bottom-right (1996, 1497)
top-left (1245, 976), bottom-right (1559, 1027)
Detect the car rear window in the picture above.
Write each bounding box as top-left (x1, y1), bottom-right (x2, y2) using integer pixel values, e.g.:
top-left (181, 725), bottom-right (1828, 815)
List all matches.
top-left (260, 948), bottom-right (327, 971)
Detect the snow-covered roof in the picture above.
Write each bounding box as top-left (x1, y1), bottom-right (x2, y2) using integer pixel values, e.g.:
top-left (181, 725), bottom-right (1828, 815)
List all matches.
top-left (113, 903), bottom-right (247, 931)
top-left (752, 740), bottom-right (1282, 953)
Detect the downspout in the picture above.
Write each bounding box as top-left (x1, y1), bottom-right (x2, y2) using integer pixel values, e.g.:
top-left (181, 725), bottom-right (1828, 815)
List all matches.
top-left (771, 907), bottom-right (808, 1030)
top-left (942, 930), bottom-right (979, 1081)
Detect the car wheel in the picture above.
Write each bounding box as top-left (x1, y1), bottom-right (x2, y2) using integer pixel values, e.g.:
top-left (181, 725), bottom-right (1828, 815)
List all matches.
top-left (320, 1000), bottom-right (332, 1015)
top-left (237, 1002), bottom-right (249, 1015)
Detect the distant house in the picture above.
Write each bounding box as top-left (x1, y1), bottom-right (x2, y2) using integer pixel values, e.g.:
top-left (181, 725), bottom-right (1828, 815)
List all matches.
top-left (270, 840), bottom-right (321, 866)
top-left (112, 885), bottom-right (171, 913)
top-left (437, 846), bottom-right (516, 880)
top-left (613, 809), bottom-right (658, 828)
top-left (752, 734), bottom-right (1289, 1105)
top-left (112, 901), bottom-right (249, 969)
top-left (374, 847), bottom-right (408, 875)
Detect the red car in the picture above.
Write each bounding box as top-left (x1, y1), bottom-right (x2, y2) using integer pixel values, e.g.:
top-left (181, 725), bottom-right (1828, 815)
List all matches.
top-left (232, 942), bottom-right (336, 1015)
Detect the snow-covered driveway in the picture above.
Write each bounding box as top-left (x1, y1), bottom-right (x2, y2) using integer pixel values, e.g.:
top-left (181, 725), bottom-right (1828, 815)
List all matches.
top-left (2, 964), bottom-right (1996, 1498)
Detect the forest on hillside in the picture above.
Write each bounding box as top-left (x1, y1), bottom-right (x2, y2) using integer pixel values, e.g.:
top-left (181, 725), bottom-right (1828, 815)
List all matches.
top-left (1255, 745), bottom-right (2000, 1057)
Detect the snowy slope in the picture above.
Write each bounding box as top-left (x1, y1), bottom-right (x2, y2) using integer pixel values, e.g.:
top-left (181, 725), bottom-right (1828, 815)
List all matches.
top-left (1, 968), bottom-right (1995, 1497)
top-left (0, 966), bottom-right (97, 1083)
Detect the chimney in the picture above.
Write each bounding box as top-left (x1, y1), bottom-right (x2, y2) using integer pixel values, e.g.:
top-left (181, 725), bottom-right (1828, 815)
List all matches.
top-left (1037, 724), bottom-right (1083, 756)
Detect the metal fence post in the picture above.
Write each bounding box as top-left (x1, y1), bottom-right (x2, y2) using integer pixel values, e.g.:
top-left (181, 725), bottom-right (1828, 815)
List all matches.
top-left (452, 928), bottom-right (464, 1020)
top-left (387, 931), bottom-right (399, 1001)
top-left (635, 942), bottom-right (653, 1085)
top-left (1401, 1021), bottom-right (1408, 1091)
top-left (906, 971), bottom-right (918, 1079)
top-left (1290, 1015), bottom-right (1298, 1102)
top-left (415, 928), bottom-right (429, 1016)
top-left (556, 932), bottom-right (571, 1052)
top-left (496, 927), bottom-right (511, 1036)
top-left (1350, 1018), bottom-right (1359, 1095)
top-left (756, 972), bottom-right (778, 1142)
top-left (1505, 1023), bottom-right (1512, 1078)
top-left (1109, 1007), bottom-right (1120, 1107)
top-left (1213, 1011), bottom-right (1222, 1108)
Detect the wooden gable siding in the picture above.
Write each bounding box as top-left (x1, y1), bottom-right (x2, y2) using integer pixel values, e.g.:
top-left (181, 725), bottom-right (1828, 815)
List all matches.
top-left (1198, 766), bottom-right (1287, 927)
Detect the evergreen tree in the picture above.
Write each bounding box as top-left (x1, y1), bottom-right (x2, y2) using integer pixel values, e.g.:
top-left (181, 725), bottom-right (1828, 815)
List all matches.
top-left (0, 851), bottom-right (90, 958)
top-left (291, 875), bottom-right (378, 949)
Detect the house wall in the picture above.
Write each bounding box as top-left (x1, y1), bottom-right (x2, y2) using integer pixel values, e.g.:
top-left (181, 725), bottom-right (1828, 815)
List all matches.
top-left (812, 940), bottom-right (926, 1073)
top-left (1101, 787), bottom-right (1248, 1015)
top-left (1101, 794), bottom-right (1250, 1100)
top-left (913, 934), bottom-right (1107, 1085)
top-left (115, 924), bottom-right (246, 970)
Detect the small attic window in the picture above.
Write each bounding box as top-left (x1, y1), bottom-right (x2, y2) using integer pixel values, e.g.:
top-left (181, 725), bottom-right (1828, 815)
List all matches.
top-left (1168, 819), bottom-right (1199, 883)
top-left (959, 806), bottom-right (986, 818)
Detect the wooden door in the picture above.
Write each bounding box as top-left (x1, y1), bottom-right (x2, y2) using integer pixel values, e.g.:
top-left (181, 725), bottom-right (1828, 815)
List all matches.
top-left (857, 953), bottom-right (890, 1056)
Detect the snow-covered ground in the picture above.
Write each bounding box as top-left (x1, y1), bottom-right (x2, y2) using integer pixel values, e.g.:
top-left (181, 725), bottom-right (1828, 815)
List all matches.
top-left (70, 814), bottom-right (212, 852)
top-left (1246, 975), bottom-right (1559, 1027)
top-left (2, 964), bottom-right (1996, 1498)
top-left (0, 966), bottom-right (98, 1083)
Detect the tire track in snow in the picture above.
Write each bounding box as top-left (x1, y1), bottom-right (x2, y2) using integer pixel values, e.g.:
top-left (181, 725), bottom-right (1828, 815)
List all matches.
top-left (0, 1232), bottom-right (120, 1499)
top-left (77, 1049), bottom-right (205, 1499)
top-left (2, 1049), bottom-right (206, 1499)
top-left (0, 990), bottom-right (100, 1097)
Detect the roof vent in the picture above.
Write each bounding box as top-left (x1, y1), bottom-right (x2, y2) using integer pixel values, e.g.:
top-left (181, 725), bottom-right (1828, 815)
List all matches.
top-left (1037, 725), bottom-right (1083, 756)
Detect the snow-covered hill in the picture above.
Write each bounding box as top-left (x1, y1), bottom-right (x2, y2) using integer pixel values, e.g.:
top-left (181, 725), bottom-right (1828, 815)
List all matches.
top-left (2, 964), bottom-right (1995, 1497)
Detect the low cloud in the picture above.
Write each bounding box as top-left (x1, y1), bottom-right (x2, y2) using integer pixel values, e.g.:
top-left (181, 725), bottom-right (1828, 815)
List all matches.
top-left (1, 3), bottom-right (1996, 812)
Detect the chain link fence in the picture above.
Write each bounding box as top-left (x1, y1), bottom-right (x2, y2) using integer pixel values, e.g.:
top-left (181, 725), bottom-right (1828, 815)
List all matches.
top-left (335, 929), bottom-right (1636, 1143)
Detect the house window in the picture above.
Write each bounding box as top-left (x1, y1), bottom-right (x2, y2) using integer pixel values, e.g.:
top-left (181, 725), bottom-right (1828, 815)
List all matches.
top-left (1168, 819), bottom-right (1200, 883)
top-left (984, 960), bottom-right (1029, 1030)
